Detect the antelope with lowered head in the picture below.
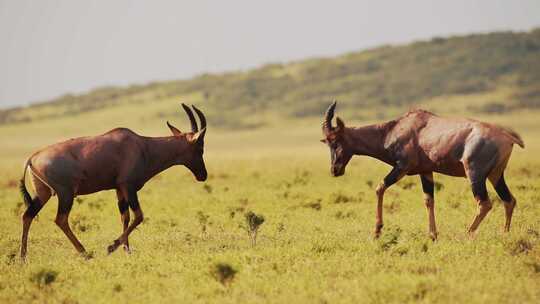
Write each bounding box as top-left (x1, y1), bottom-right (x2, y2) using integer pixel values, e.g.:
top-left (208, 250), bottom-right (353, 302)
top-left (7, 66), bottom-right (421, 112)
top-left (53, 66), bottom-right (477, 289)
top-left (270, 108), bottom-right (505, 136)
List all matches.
top-left (19, 103), bottom-right (208, 259)
top-left (321, 101), bottom-right (524, 240)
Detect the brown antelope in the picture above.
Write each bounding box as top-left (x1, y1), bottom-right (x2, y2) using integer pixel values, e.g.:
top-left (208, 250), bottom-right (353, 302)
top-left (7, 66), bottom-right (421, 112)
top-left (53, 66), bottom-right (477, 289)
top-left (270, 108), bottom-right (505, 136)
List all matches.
top-left (19, 103), bottom-right (207, 259)
top-left (321, 101), bottom-right (524, 240)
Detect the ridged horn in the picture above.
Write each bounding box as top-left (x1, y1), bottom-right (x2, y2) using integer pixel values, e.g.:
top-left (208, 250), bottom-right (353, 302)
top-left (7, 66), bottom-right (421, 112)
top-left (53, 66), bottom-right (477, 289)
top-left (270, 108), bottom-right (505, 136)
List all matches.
top-left (181, 103), bottom-right (198, 132)
top-left (322, 100), bottom-right (337, 134)
top-left (191, 105), bottom-right (206, 130)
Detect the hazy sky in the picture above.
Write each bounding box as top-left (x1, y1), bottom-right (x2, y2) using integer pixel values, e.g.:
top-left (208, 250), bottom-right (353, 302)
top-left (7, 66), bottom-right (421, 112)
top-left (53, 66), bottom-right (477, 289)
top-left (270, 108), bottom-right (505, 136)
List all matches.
top-left (0, 1), bottom-right (539, 108)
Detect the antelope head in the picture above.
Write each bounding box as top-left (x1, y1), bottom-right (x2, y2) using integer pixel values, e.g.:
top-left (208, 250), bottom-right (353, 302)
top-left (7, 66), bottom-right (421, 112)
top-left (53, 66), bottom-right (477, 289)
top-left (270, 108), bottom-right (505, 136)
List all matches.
top-left (166, 103), bottom-right (208, 181)
top-left (321, 101), bottom-right (353, 177)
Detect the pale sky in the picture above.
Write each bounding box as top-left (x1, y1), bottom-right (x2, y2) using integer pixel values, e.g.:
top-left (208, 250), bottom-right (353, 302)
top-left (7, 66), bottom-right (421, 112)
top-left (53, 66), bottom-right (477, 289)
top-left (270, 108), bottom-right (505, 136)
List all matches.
top-left (0, 0), bottom-right (539, 109)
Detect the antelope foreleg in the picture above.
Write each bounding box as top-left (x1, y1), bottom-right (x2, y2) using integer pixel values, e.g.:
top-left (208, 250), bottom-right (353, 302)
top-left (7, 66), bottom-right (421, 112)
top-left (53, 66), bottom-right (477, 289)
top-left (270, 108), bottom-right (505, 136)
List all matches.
top-left (107, 208), bottom-right (143, 254)
top-left (117, 199), bottom-right (131, 253)
top-left (374, 166), bottom-right (405, 238)
top-left (421, 173), bottom-right (437, 241)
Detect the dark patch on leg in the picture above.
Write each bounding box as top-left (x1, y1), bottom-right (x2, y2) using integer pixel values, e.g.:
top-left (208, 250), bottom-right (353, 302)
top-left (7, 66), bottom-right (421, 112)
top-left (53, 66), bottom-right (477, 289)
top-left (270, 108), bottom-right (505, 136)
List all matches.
top-left (58, 197), bottom-right (74, 215)
top-left (420, 175), bottom-right (434, 197)
top-left (126, 188), bottom-right (140, 211)
top-left (471, 180), bottom-right (488, 201)
top-left (128, 198), bottom-right (140, 211)
top-left (117, 200), bottom-right (129, 213)
top-left (494, 174), bottom-right (513, 203)
top-left (383, 166), bottom-right (404, 187)
top-left (24, 197), bottom-right (43, 218)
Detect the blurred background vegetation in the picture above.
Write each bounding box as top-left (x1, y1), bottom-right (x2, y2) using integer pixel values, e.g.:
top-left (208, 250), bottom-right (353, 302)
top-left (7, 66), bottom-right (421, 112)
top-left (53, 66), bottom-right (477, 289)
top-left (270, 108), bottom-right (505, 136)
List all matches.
top-left (1, 28), bottom-right (539, 130)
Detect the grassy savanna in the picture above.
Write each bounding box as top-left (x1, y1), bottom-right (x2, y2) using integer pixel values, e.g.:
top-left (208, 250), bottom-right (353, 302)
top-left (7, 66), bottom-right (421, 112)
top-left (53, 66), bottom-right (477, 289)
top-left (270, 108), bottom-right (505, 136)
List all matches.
top-left (1, 30), bottom-right (540, 303)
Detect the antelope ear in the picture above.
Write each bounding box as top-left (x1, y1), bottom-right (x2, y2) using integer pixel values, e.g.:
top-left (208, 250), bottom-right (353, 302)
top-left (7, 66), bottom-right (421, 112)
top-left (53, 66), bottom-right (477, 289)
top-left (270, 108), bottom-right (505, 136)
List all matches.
top-left (336, 116), bottom-right (345, 131)
top-left (320, 139), bottom-right (327, 144)
top-left (190, 127), bottom-right (206, 143)
top-left (167, 121), bottom-right (182, 136)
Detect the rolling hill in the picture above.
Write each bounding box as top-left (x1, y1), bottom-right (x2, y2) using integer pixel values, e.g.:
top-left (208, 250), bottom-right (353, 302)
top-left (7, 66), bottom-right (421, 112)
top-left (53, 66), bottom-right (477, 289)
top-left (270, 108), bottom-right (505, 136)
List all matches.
top-left (1, 28), bottom-right (539, 129)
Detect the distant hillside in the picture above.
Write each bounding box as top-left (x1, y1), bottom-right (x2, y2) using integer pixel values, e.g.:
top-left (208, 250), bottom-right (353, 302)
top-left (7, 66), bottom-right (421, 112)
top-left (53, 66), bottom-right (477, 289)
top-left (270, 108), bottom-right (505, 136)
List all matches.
top-left (1, 28), bottom-right (539, 128)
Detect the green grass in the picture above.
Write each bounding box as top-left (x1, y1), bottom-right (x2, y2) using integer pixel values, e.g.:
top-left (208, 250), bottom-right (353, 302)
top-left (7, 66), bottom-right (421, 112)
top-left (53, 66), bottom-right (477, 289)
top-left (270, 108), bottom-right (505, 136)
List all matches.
top-left (0, 107), bottom-right (539, 303)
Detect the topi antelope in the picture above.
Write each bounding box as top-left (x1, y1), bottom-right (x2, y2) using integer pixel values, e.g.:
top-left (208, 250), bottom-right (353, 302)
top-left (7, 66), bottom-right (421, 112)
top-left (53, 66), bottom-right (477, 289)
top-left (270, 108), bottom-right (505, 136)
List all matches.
top-left (321, 101), bottom-right (524, 240)
top-left (19, 103), bottom-right (208, 259)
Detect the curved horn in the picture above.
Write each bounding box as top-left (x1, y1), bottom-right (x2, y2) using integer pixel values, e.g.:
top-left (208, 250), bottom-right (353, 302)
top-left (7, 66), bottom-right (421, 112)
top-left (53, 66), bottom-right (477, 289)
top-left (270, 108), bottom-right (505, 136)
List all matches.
top-left (322, 100), bottom-right (337, 134)
top-left (191, 105), bottom-right (206, 130)
top-left (181, 103), bottom-right (198, 132)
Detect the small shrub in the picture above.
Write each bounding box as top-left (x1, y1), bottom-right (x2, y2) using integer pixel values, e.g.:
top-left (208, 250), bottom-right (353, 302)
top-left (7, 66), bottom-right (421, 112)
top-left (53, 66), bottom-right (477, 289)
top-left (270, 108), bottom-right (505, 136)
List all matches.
top-left (113, 284), bottom-right (123, 292)
top-left (72, 215), bottom-right (94, 233)
top-left (5, 252), bottom-right (16, 265)
top-left (228, 206), bottom-right (245, 219)
top-left (87, 198), bottom-right (103, 210)
top-left (291, 170), bottom-right (311, 186)
top-left (312, 243), bottom-right (335, 254)
top-left (211, 263), bottom-right (237, 285)
top-left (30, 269), bottom-right (58, 288)
top-left (197, 211), bottom-right (210, 234)
top-left (379, 227), bottom-right (401, 251)
top-left (421, 242), bottom-right (429, 253)
top-left (411, 282), bottom-right (430, 301)
top-left (399, 181), bottom-right (415, 190)
top-left (526, 228), bottom-right (539, 238)
top-left (303, 200), bottom-right (322, 211)
top-left (392, 245), bottom-right (409, 256)
top-left (245, 211), bottom-right (265, 246)
top-left (329, 192), bottom-right (356, 204)
top-left (449, 200), bottom-right (461, 209)
top-left (203, 184), bottom-right (212, 193)
top-left (277, 223), bottom-right (285, 233)
top-left (384, 200), bottom-right (400, 213)
top-left (434, 182), bottom-right (444, 191)
top-left (506, 238), bottom-right (533, 255)
top-left (335, 211), bottom-right (355, 219)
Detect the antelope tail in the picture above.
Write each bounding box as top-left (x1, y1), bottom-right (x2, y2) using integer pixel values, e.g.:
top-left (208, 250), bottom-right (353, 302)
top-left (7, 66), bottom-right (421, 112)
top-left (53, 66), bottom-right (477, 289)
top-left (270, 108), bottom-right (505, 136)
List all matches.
top-left (499, 126), bottom-right (525, 148)
top-left (20, 159), bottom-right (33, 207)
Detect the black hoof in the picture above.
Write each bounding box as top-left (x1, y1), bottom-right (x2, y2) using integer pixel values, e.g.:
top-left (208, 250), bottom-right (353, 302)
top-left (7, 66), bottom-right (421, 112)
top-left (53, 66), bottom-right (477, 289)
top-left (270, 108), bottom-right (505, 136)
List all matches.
top-left (107, 245), bottom-right (116, 254)
top-left (82, 251), bottom-right (94, 260)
